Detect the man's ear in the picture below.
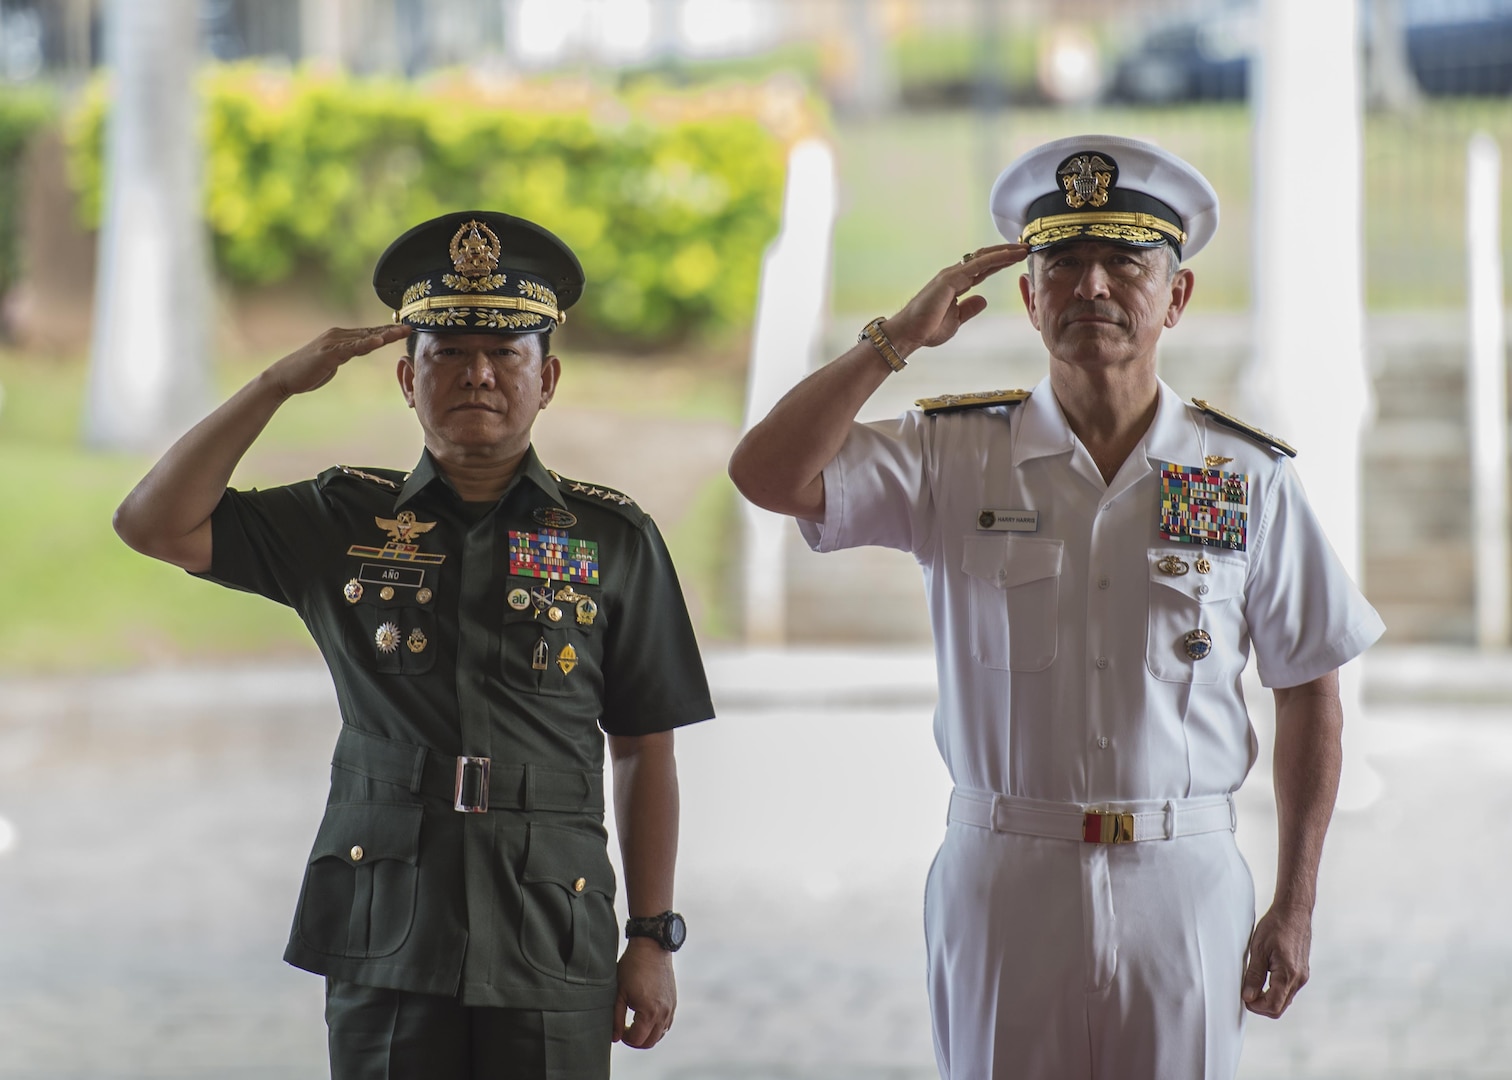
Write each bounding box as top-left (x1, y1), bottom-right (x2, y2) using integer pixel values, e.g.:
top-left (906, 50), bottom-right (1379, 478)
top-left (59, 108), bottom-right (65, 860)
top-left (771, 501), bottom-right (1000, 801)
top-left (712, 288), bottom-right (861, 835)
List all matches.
top-left (1018, 273), bottom-right (1041, 330)
top-left (538, 353), bottom-right (561, 411)
top-left (1164, 268), bottom-right (1196, 329)
top-left (396, 354), bottom-right (417, 408)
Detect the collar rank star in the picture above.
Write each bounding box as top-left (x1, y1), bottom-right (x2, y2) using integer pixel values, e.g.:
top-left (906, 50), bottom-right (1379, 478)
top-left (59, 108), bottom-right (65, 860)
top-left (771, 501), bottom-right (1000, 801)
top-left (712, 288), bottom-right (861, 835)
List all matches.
top-left (1159, 462), bottom-right (1250, 552)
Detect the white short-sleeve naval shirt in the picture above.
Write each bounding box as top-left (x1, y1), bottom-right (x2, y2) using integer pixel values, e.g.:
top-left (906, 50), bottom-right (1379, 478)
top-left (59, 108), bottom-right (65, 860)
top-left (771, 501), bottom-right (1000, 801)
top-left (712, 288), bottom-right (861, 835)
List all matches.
top-left (799, 376), bottom-right (1385, 804)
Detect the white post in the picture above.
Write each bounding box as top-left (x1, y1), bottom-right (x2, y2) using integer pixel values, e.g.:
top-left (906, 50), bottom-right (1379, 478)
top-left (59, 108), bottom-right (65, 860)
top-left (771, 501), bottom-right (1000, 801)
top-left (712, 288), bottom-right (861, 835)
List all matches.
top-left (84, 0), bottom-right (210, 451)
top-left (740, 139), bottom-right (837, 644)
top-left (1245, 0), bottom-right (1378, 809)
top-left (1468, 133), bottom-right (1509, 648)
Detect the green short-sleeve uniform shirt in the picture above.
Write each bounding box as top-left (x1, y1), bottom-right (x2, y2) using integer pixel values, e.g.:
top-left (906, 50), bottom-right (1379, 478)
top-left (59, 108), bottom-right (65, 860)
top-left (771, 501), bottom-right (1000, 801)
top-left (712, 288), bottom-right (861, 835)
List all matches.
top-left (195, 445), bottom-right (714, 1009)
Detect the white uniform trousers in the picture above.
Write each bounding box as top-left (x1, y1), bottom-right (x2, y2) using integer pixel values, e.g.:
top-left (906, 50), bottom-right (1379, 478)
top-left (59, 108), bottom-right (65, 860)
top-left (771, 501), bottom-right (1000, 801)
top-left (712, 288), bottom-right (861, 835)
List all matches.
top-left (925, 804), bottom-right (1255, 1079)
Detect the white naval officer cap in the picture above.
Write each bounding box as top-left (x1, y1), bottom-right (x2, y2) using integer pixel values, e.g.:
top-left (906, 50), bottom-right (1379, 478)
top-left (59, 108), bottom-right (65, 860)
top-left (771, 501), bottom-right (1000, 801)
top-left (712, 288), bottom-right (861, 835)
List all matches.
top-left (989, 134), bottom-right (1220, 261)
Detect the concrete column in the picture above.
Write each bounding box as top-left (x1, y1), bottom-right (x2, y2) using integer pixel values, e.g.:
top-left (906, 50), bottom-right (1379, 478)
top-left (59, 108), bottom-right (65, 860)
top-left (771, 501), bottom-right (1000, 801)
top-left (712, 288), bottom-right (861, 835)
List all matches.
top-left (1244, 0), bottom-right (1377, 808)
top-left (84, 0), bottom-right (210, 451)
top-left (1467, 133), bottom-right (1509, 648)
top-left (740, 139), bottom-right (838, 644)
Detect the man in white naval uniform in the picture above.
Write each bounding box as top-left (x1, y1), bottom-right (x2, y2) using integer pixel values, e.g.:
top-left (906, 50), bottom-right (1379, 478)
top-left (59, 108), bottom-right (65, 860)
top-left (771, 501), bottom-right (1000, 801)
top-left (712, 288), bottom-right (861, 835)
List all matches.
top-left (728, 135), bottom-right (1385, 1079)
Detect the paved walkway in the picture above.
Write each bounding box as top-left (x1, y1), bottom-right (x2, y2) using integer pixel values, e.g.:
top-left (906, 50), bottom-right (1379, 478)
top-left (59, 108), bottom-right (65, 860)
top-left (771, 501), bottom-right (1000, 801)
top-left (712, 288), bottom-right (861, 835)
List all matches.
top-left (1, 649), bottom-right (1509, 1078)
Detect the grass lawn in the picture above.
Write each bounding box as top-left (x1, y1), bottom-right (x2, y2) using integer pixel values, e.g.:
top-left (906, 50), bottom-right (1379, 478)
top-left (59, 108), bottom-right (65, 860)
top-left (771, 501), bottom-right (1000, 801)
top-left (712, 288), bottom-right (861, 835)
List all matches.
top-left (0, 343), bottom-right (745, 674)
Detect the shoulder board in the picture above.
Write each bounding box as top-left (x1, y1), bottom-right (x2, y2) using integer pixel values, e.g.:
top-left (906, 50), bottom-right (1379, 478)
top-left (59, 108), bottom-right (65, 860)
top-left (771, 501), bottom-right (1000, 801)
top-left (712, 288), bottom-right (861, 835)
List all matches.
top-left (549, 470), bottom-right (640, 512)
top-left (1191, 399), bottom-right (1297, 458)
top-left (321, 464), bottom-right (407, 491)
top-left (915, 388), bottom-right (1032, 415)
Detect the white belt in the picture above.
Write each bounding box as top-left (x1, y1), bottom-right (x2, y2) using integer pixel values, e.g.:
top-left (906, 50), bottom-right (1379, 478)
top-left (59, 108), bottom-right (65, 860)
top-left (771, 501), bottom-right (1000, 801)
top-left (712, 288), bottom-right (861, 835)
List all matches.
top-left (948, 788), bottom-right (1236, 844)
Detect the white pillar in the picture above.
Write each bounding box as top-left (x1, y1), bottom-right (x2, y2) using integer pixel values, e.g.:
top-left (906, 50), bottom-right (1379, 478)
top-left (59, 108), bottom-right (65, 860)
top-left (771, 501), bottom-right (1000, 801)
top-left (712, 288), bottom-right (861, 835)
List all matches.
top-left (740, 139), bottom-right (838, 644)
top-left (1467, 133), bottom-right (1509, 648)
top-left (84, 0), bottom-right (210, 451)
top-left (1245, 0), bottom-right (1377, 809)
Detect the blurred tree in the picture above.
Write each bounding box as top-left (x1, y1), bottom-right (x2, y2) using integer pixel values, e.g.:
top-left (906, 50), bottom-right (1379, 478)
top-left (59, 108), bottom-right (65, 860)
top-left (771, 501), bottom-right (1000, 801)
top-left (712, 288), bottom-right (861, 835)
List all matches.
top-left (83, 0), bottom-right (210, 450)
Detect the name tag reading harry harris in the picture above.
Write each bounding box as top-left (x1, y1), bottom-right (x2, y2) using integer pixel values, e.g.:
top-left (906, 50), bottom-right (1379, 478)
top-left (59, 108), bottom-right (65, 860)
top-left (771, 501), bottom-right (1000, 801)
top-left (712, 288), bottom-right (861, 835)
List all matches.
top-left (977, 509), bottom-right (1040, 532)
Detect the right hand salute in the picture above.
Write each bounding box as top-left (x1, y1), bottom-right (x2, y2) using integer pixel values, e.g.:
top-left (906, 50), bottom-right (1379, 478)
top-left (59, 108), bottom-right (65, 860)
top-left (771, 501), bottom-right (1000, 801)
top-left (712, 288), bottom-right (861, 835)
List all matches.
top-left (728, 242), bottom-right (1030, 522)
top-left (114, 324), bottom-right (412, 573)
top-left (269, 324), bottom-right (412, 398)
top-left (883, 243), bottom-right (1031, 357)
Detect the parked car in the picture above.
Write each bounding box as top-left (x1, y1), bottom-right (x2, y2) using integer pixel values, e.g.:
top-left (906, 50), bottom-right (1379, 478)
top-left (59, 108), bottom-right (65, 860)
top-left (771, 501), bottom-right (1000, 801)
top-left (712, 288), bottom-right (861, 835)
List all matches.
top-left (1106, 0), bottom-right (1512, 103)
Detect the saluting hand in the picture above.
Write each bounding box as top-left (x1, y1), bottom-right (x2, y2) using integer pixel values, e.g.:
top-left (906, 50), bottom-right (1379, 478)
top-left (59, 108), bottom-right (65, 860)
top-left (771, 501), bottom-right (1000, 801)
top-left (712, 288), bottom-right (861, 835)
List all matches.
top-left (1242, 902), bottom-right (1313, 1018)
top-left (613, 938), bottom-right (677, 1050)
top-left (881, 242), bottom-right (1031, 357)
top-left (266, 324), bottom-right (412, 399)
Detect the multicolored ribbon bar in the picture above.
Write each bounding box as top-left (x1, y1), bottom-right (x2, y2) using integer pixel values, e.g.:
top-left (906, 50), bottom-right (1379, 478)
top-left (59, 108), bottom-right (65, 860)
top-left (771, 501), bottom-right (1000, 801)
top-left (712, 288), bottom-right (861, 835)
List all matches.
top-left (1159, 463), bottom-right (1249, 551)
top-left (508, 529), bottom-right (600, 585)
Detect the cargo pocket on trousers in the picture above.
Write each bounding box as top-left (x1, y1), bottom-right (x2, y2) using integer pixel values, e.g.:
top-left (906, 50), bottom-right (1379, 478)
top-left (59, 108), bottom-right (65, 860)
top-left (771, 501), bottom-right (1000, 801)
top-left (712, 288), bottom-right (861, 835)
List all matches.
top-left (962, 535), bottom-right (1063, 671)
top-left (519, 823), bottom-right (618, 986)
top-left (295, 801), bottom-right (422, 959)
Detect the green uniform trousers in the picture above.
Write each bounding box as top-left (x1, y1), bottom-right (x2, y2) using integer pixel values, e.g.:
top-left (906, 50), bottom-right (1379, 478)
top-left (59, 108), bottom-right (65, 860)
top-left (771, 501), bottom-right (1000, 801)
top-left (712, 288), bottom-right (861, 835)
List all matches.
top-left (325, 979), bottom-right (613, 1079)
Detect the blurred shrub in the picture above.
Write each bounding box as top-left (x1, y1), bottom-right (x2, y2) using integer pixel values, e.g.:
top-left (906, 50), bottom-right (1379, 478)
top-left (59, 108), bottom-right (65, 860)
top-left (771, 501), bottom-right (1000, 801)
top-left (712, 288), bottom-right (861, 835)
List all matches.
top-left (0, 87), bottom-right (56, 321)
top-left (67, 67), bottom-right (809, 344)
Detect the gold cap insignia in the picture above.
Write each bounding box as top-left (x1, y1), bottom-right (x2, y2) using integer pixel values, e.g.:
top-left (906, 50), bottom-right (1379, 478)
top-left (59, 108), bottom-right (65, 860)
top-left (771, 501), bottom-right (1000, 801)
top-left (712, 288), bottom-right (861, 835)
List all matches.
top-left (1058, 153), bottom-right (1115, 209)
top-left (450, 220), bottom-right (502, 276)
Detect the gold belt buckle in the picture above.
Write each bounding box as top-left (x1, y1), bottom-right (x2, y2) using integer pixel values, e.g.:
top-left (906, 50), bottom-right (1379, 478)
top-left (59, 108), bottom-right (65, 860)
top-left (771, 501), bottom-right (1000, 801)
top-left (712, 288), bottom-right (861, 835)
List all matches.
top-left (1082, 809), bottom-right (1136, 844)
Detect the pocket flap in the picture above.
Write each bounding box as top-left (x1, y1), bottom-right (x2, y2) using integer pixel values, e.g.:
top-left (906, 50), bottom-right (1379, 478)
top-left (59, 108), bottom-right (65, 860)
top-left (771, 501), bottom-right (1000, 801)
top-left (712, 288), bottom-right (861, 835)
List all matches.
top-left (522, 823), bottom-right (615, 898)
top-left (962, 535), bottom-right (1064, 589)
top-left (308, 801), bottom-right (422, 866)
top-left (1148, 550), bottom-right (1246, 602)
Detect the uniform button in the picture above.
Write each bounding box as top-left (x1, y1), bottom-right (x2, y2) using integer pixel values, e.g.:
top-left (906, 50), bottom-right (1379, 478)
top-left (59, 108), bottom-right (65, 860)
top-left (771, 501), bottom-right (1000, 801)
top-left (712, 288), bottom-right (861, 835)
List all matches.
top-left (1095, 656), bottom-right (1108, 669)
top-left (1101, 503), bottom-right (1113, 513)
top-left (995, 570), bottom-right (1008, 585)
top-left (350, 845), bottom-right (364, 862)
top-left (1097, 577), bottom-right (1110, 590)
top-left (1097, 736), bottom-right (1110, 749)
top-left (1198, 584), bottom-right (1210, 595)
top-left (573, 877), bottom-right (586, 893)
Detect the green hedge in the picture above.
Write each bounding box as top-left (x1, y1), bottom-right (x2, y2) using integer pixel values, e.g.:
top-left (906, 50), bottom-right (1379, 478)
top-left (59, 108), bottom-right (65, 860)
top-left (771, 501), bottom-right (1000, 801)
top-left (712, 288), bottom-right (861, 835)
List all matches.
top-left (0, 87), bottom-right (56, 318)
top-left (67, 68), bottom-right (800, 343)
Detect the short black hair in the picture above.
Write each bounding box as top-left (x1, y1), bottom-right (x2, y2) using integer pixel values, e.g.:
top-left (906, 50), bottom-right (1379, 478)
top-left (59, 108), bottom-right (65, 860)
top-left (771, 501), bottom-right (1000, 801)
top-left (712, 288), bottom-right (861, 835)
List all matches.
top-left (404, 329), bottom-right (553, 357)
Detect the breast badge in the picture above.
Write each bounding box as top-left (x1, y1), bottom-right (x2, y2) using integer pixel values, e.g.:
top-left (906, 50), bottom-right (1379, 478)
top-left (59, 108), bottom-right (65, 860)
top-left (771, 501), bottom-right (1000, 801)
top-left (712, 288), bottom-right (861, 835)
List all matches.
top-left (347, 511), bottom-right (447, 565)
top-left (1156, 554), bottom-right (1190, 576)
top-left (508, 588), bottom-right (531, 611)
top-left (407, 628), bottom-right (428, 654)
top-left (1159, 462), bottom-right (1250, 551)
top-left (1184, 629), bottom-right (1213, 661)
top-left (557, 643), bottom-right (578, 675)
top-left (532, 506), bottom-right (578, 529)
top-left (576, 598), bottom-right (598, 627)
top-left (375, 622), bottom-right (401, 654)
top-left (343, 579), bottom-right (363, 604)
top-left (532, 637), bottom-right (549, 671)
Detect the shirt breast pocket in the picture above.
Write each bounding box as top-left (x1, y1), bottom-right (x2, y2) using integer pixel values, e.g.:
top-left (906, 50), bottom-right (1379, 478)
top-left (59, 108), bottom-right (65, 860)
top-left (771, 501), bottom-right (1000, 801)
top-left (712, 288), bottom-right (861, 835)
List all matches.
top-left (961, 535), bottom-right (1063, 672)
top-left (1145, 550), bottom-right (1247, 684)
top-left (345, 594), bottom-right (437, 676)
top-left (499, 580), bottom-right (604, 703)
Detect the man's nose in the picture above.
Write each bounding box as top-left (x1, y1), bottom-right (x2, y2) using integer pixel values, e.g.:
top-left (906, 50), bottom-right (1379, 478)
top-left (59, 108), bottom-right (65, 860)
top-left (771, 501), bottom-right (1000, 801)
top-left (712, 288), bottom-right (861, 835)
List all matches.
top-left (1074, 262), bottom-right (1112, 300)
top-left (461, 353), bottom-right (496, 387)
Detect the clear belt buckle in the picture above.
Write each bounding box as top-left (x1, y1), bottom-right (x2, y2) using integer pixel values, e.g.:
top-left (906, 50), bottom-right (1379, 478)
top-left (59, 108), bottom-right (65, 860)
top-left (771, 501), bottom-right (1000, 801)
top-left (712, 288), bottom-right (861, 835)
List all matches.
top-left (454, 756), bottom-right (491, 813)
top-left (1082, 809), bottom-right (1135, 844)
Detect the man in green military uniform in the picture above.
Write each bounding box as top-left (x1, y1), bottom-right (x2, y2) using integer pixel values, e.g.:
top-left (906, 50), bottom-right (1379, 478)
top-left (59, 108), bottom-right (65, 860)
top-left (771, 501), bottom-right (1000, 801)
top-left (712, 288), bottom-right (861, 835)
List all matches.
top-left (114, 211), bottom-right (714, 1077)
